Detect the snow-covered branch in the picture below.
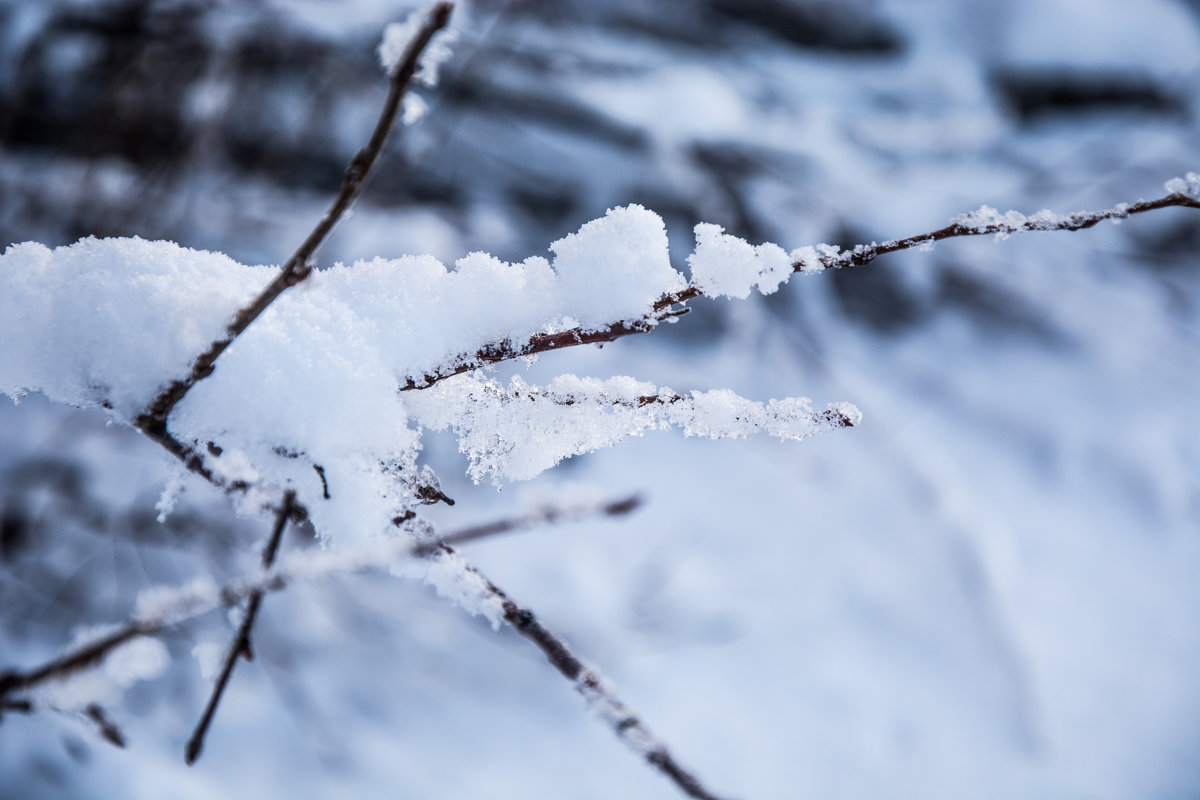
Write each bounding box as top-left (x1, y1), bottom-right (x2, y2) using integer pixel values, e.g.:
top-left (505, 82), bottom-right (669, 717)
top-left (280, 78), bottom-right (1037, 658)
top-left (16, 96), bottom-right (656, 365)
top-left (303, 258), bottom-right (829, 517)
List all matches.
top-left (407, 374), bottom-right (859, 483)
top-left (134, 1), bottom-right (455, 483)
top-left (4, 1), bottom-right (1194, 794)
top-left (403, 178), bottom-right (1200, 389)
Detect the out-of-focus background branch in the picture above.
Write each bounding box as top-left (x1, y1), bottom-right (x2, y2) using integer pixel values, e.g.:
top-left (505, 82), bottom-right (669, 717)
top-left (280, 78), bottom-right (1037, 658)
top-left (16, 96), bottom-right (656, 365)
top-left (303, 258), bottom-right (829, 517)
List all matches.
top-left (1, 1), bottom-right (1199, 798)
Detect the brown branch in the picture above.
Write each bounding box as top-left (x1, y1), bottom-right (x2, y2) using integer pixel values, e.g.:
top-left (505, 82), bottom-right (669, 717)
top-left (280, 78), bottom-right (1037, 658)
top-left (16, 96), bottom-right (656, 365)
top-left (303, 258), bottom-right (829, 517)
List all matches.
top-left (0, 527), bottom-right (306, 711)
top-left (412, 493), bottom-right (643, 556)
top-left (0, 504), bottom-right (723, 799)
top-left (402, 189), bottom-right (1200, 390)
top-left (85, 703), bottom-right (127, 748)
top-left (435, 543), bottom-right (726, 800)
top-left (135, 1), bottom-right (455, 455)
top-left (797, 190), bottom-right (1200, 271)
top-left (0, 625), bottom-right (152, 700)
top-left (185, 490), bottom-right (298, 765)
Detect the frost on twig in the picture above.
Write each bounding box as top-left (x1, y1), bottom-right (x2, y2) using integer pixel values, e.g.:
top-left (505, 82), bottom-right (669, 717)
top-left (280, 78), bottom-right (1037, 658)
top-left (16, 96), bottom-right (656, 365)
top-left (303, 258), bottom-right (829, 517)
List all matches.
top-left (422, 543), bottom-right (728, 800)
top-left (403, 180), bottom-right (1200, 387)
top-left (415, 491), bottom-right (643, 555)
top-left (0, 203), bottom-right (717, 545)
top-left (781, 179), bottom-right (1200, 275)
top-left (407, 374), bottom-right (858, 483)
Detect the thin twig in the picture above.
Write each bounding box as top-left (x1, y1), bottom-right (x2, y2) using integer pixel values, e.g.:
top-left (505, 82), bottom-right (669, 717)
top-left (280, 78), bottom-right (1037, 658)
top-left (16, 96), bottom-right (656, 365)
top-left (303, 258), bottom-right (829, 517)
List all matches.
top-left (134, 1), bottom-right (455, 456)
top-left (435, 543), bottom-right (726, 800)
top-left (0, 525), bottom-right (334, 709)
top-left (412, 493), bottom-right (643, 556)
top-left (402, 189), bottom-right (1200, 390)
top-left (798, 191), bottom-right (1200, 271)
top-left (0, 625), bottom-right (152, 699)
top-left (85, 703), bottom-right (127, 748)
top-left (0, 512), bottom-right (725, 798)
top-left (185, 490), bottom-right (297, 765)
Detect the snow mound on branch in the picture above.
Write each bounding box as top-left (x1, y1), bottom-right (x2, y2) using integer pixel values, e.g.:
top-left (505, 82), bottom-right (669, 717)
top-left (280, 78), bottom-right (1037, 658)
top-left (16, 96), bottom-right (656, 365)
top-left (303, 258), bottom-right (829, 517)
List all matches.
top-left (0, 206), bottom-right (849, 550)
top-left (0, 236), bottom-right (266, 418)
top-left (0, 209), bottom-right (689, 543)
top-left (550, 204), bottom-right (685, 324)
top-left (1164, 172), bottom-right (1200, 200)
top-left (377, 12), bottom-right (456, 87)
top-left (688, 223), bottom-right (793, 298)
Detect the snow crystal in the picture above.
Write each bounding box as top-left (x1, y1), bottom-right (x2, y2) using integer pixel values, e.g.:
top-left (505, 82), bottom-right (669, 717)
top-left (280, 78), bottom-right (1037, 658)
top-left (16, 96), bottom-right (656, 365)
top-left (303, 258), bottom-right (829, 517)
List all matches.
top-left (688, 223), bottom-right (793, 299)
top-left (1027, 209), bottom-right (1069, 227)
top-left (390, 548), bottom-right (506, 629)
top-left (377, 12), bottom-right (457, 86)
top-left (104, 636), bottom-right (169, 688)
top-left (192, 641), bottom-right (224, 682)
top-left (790, 243), bottom-right (842, 274)
top-left (377, 15), bottom-right (420, 73)
top-left (952, 205), bottom-right (1031, 238)
top-left (416, 29), bottom-right (457, 88)
top-left (406, 374), bottom-right (856, 483)
top-left (550, 204), bottom-right (685, 326)
top-left (35, 626), bottom-right (169, 709)
top-left (0, 207), bottom-right (686, 546)
top-left (0, 237), bottom-right (266, 419)
top-left (0, 206), bottom-right (854, 554)
top-left (1164, 172), bottom-right (1200, 199)
top-left (402, 93), bottom-right (428, 125)
top-left (155, 471), bottom-right (185, 523)
top-left (135, 576), bottom-right (220, 624)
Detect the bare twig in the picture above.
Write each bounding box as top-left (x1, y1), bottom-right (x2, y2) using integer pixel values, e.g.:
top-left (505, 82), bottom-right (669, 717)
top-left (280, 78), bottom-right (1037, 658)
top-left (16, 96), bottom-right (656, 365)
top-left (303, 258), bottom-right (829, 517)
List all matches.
top-left (413, 493), bottom-right (643, 556)
top-left (85, 703), bottom-right (127, 748)
top-left (0, 698), bottom-right (33, 718)
top-left (0, 625), bottom-right (151, 700)
top-left (435, 543), bottom-right (726, 800)
top-left (0, 533), bottom-right (344, 709)
top-left (185, 490), bottom-right (298, 765)
top-left (1, 504), bottom-right (725, 799)
top-left (0, 517), bottom-right (410, 709)
top-left (794, 190), bottom-right (1200, 271)
top-left (402, 189), bottom-right (1200, 390)
top-left (135, 2), bottom-right (455, 462)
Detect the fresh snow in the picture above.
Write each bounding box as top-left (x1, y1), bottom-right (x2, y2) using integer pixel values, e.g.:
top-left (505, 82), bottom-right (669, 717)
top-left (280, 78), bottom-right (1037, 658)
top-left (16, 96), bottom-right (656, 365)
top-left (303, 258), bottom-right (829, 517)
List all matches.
top-left (0, 205), bottom-right (846, 550)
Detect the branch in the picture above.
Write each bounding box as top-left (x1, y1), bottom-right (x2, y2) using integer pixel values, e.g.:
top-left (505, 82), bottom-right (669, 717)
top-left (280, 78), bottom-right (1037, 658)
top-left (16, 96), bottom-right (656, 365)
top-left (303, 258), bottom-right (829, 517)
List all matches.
top-left (134, 1), bottom-right (455, 447)
top-left (435, 543), bottom-right (726, 800)
top-left (413, 493), bottom-right (643, 556)
top-left (401, 188), bottom-right (1200, 390)
top-left (0, 506), bottom-right (725, 799)
top-left (184, 490), bottom-right (298, 765)
top-left (0, 522), bottom-right (406, 706)
top-left (401, 313), bottom-right (688, 391)
top-left (0, 625), bottom-right (151, 700)
top-left (794, 190), bottom-right (1200, 271)
top-left (85, 703), bottom-right (127, 748)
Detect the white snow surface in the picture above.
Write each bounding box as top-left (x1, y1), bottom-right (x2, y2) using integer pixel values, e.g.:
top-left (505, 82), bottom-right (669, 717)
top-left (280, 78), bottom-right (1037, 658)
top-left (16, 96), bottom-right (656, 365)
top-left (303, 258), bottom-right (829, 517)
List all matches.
top-left (1164, 171), bottom-right (1200, 199)
top-left (688, 222), bottom-right (794, 298)
top-left (0, 205), bottom-right (807, 547)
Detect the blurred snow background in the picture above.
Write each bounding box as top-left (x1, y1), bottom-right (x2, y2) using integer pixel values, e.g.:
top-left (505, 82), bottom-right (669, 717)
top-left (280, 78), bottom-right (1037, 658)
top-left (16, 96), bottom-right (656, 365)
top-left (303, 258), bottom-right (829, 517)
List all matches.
top-left (1, 0), bottom-right (1199, 797)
